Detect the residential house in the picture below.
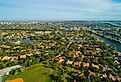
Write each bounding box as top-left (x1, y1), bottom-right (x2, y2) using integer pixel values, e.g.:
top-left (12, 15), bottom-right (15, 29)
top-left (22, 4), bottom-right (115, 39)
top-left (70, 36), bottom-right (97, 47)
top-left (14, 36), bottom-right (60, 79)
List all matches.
top-left (26, 54), bottom-right (34, 57)
top-left (114, 60), bottom-right (120, 65)
top-left (44, 31), bottom-right (51, 34)
top-left (91, 51), bottom-right (97, 55)
top-left (11, 56), bottom-right (18, 61)
top-left (19, 55), bottom-right (27, 59)
top-left (74, 51), bottom-right (82, 57)
top-left (73, 61), bottom-right (81, 67)
top-left (96, 48), bottom-right (100, 51)
top-left (82, 62), bottom-right (90, 68)
top-left (66, 60), bottom-right (73, 65)
top-left (109, 74), bottom-right (120, 81)
top-left (99, 73), bottom-right (107, 78)
top-left (13, 41), bottom-right (21, 45)
top-left (103, 65), bottom-right (112, 71)
top-left (92, 63), bottom-right (99, 69)
top-left (88, 70), bottom-right (96, 77)
top-left (1, 56), bottom-right (12, 61)
top-left (55, 55), bottom-right (65, 63)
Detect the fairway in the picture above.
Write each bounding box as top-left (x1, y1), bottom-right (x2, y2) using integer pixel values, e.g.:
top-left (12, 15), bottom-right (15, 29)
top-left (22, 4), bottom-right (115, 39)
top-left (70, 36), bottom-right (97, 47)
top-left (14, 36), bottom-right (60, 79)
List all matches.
top-left (6, 64), bottom-right (54, 82)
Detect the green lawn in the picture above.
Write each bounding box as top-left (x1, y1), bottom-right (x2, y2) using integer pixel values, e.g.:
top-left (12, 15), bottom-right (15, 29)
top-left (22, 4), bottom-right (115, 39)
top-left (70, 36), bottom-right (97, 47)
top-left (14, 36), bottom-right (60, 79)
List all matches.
top-left (5, 64), bottom-right (55, 82)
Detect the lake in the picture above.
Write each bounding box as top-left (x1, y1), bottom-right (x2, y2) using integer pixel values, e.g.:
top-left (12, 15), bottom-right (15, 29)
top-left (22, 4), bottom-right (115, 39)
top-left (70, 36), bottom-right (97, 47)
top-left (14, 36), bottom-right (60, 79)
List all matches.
top-left (0, 37), bottom-right (33, 43)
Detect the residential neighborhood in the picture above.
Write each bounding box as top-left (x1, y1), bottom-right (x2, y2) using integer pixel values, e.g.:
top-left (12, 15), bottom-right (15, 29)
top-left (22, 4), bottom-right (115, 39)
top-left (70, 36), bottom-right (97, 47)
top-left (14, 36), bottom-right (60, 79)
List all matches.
top-left (0, 21), bottom-right (121, 82)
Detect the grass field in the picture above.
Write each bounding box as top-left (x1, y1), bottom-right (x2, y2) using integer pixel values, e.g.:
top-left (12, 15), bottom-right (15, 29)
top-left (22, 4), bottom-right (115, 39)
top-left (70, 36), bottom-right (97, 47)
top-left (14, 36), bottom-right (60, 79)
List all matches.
top-left (5, 64), bottom-right (55, 82)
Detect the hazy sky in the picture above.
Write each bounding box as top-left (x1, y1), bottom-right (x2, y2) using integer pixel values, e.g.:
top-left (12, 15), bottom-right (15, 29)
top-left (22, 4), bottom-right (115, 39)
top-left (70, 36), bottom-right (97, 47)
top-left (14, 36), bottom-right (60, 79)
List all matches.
top-left (0, 0), bottom-right (121, 20)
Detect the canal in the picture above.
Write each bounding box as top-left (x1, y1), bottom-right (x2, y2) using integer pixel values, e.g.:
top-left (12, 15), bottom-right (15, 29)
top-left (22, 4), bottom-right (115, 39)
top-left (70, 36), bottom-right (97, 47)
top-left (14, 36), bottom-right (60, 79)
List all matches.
top-left (92, 34), bottom-right (121, 52)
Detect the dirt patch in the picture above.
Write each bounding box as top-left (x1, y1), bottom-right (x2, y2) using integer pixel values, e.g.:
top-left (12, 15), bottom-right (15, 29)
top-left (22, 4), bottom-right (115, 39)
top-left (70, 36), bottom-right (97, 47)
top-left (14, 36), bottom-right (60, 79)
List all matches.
top-left (6, 78), bottom-right (24, 82)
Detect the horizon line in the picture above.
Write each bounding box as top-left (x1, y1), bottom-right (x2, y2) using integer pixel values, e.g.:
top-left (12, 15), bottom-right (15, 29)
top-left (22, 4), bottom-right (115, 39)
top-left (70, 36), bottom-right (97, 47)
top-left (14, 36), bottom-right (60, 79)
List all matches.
top-left (0, 19), bottom-right (121, 22)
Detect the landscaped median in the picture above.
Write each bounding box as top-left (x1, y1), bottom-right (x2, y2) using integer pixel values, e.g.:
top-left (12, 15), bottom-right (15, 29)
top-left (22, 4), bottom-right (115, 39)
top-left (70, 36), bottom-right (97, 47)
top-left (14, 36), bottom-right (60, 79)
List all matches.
top-left (5, 64), bottom-right (56, 82)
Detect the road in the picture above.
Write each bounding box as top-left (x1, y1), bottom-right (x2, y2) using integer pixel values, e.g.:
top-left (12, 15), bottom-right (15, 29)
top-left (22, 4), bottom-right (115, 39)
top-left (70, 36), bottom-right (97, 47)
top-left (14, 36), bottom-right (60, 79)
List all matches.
top-left (60, 40), bottom-right (73, 55)
top-left (0, 39), bottom-right (74, 82)
top-left (0, 64), bottom-right (26, 82)
top-left (0, 40), bottom-right (73, 82)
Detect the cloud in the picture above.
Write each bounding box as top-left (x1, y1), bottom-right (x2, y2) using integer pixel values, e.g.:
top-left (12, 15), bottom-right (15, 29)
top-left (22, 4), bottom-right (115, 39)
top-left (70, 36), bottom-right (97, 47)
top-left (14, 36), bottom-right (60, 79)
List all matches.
top-left (0, 0), bottom-right (121, 20)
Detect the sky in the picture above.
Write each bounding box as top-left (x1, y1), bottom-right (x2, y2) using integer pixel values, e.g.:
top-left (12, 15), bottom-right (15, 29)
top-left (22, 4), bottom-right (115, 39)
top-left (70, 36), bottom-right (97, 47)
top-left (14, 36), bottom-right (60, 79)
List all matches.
top-left (0, 0), bottom-right (121, 20)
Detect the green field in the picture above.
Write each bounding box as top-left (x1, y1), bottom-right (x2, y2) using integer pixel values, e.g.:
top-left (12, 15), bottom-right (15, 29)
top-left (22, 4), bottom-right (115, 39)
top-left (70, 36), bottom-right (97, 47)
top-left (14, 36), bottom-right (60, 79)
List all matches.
top-left (5, 64), bottom-right (55, 82)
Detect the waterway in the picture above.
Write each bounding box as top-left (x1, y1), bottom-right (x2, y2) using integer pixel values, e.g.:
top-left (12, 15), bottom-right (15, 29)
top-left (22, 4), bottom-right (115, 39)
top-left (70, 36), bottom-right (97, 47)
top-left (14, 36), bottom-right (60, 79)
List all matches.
top-left (92, 34), bottom-right (121, 52)
top-left (103, 22), bottom-right (121, 27)
top-left (0, 37), bottom-right (32, 43)
top-left (0, 35), bottom-right (121, 52)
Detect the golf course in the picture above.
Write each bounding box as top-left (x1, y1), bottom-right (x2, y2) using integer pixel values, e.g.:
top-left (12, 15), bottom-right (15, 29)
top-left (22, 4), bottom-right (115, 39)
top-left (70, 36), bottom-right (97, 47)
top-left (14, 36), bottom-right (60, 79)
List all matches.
top-left (5, 64), bottom-right (55, 82)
